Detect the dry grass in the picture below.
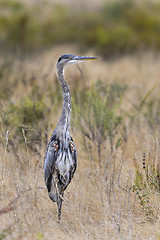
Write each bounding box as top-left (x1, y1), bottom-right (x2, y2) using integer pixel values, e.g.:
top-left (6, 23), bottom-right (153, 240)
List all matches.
top-left (0, 46), bottom-right (160, 239)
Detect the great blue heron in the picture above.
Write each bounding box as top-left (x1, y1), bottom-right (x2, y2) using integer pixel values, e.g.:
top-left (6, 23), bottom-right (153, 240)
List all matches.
top-left (44, 54), bottom-right (98, 221)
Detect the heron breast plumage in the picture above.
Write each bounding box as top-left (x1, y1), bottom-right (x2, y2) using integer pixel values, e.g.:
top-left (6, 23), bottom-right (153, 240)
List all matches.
top-left (44, 134), bottom-right (77, 197)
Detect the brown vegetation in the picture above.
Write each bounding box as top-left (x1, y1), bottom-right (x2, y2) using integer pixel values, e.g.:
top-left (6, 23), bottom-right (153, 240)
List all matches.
top-left (0, 46), bottom-right (160, 239)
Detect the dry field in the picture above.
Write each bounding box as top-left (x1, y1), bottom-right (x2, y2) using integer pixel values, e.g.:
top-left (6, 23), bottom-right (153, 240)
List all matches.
top-left (0, 46), bottom-right (160, 240)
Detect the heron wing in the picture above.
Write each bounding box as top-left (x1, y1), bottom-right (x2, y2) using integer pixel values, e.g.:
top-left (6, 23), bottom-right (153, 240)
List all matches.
top-left (68, 137), bottom-right (77, 185)
top-left (44, 135), bottom-right (77, 200)
top-left (44, 135), bottom-right (59, 193)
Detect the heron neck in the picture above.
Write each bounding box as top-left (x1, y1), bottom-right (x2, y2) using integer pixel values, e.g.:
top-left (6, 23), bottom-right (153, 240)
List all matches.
top-left (56, 66), bottom-right (71, 135)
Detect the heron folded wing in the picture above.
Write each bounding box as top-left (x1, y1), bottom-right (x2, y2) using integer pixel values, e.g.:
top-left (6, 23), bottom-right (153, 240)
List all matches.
top-left (44, 138), bottom-right (59, 184)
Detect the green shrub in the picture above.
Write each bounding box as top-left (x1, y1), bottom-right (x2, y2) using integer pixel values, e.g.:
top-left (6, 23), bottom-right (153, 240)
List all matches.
top-left (0, 59), bottom-right (13, 100)
top-left (103, 0), bottom-right (133, 19)
top-left (72, 82), bottom-right (126, 163)
top-left (144, 98), bottom-right (160, 131)
top-left (0, 230), bottom-right (7, 240)
top-left (133, 151), bottom-right (160, 220)
top-left (8, 97), bottom-right (45, 125)
top-left (2, 95), bottom-right (49, 149)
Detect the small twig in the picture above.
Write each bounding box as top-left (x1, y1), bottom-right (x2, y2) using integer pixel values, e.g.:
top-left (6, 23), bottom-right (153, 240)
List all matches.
top-left (5, 130), bottom-right (10, 152)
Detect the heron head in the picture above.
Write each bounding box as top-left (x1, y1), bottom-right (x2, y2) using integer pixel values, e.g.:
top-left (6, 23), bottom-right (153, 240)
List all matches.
top-left (57, 54), bottom-right (98, 68)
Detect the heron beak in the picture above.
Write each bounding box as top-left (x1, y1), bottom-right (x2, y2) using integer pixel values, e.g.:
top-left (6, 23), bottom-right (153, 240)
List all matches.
top-left (76, 56), bottom-right (99, 61)
top-left (66, 56), bottom-right (99, 66)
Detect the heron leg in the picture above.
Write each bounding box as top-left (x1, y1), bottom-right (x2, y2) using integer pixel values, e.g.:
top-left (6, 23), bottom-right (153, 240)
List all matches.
top-left (57, 192), bottom-right (63, 222)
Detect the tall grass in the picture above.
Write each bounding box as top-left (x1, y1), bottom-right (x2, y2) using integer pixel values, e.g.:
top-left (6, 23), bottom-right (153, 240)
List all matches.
top-left (0, 47), bottom-right (160, 238)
